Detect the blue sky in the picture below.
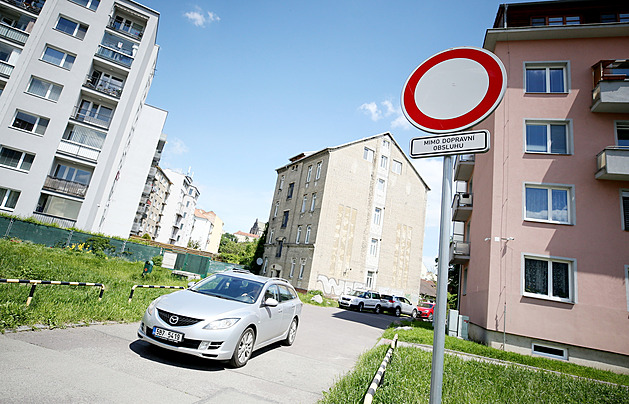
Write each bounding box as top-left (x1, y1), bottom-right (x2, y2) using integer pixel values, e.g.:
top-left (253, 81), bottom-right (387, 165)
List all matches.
top-left (140, 0), bottom-right (507, 271)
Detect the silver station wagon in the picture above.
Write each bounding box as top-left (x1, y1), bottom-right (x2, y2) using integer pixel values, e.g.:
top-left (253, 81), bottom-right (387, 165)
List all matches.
top-left (137, 270), bottom-right (303, 367)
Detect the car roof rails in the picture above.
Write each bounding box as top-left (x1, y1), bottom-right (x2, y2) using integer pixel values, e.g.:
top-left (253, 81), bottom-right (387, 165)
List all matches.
top-left (269, 277), bottom-right (290, 284)
top-left (231, 268), bottom-right (251, 274)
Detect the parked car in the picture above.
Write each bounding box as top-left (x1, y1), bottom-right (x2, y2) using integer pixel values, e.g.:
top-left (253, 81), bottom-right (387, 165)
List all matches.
top-left (416, 302), bottom-right (435, 321)
top-left (137, 270), bottom-right (303, 368)
top-left (338, 290), bottom-right (383, 313)
top-left (381, 294), bottom-right (418, 318)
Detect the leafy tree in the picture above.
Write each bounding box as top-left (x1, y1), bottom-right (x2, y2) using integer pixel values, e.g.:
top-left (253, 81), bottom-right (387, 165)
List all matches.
top-left (218, 233), bottom-right (259, 266)
top-left (187, 239), bottom-right (201, 249)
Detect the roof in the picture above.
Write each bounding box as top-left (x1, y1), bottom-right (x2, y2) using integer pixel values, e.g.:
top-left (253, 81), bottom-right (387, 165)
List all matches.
top-left (234, 231), bottom-right (260, 239)
top-left (420, 280), bottom-right (436, 297)
top-left (194, 209), bottom-right (217, 222)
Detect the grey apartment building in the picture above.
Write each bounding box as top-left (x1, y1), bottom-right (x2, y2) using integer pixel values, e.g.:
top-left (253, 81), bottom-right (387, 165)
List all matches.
top-left (0, 0), bottom-right (166, 238)
top-left (262, 133), bottom-right (429, 303)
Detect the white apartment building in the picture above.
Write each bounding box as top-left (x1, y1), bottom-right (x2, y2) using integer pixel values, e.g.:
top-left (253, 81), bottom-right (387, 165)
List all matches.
top-left (155, 168), bottom-right (199, 246)
top-left (0, 0), bottom-right (165, 238)
top-left (262, 133), bottom-right (429, 303)
top-left (190, 208), bottom-right (223, 254)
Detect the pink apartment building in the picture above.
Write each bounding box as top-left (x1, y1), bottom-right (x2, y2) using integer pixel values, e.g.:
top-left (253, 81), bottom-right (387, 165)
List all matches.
top-left (452, 0), bottom-right (629, 373)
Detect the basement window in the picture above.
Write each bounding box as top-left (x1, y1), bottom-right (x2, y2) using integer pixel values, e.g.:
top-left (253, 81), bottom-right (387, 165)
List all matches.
top-left (532, 343), bottom-right (567, 360)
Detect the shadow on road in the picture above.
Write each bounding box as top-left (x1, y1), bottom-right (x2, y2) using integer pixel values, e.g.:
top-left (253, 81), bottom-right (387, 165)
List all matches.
top-left (330, 308), bottom-right (408, 331)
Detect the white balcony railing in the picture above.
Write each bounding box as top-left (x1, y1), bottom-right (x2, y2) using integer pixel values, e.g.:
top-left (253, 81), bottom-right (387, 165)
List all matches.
top-left (57, 139), bottom-right (100, 162)
top-left (0, 23), bottom-right (28, 45)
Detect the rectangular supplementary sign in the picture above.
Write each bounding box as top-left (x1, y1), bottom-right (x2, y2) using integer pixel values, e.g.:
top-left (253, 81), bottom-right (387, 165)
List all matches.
top-left (409, 130), bottom-right (490, 158)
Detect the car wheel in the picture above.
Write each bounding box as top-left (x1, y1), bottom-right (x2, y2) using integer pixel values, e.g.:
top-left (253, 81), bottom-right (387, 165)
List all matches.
top-left (395, 307), bottom-right (401, 317)
top-left (374, 305), bottom-right (381, 314)
top-left (358, 303), bottom-right (364, 312)
top-left (229, 327), bottom-right (255, 368)
top-left (411, 309), bottom-right (417, 319)
top-left (284, 318), bottom-right (298, 346)
top-left (428, 313), bottom-right (434, 322)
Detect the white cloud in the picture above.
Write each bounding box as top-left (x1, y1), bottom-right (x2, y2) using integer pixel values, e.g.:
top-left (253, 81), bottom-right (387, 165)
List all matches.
top-left (165, 137), bottom-right (189, 155)
top-left (359, 99), bottom-right (413, 130)
top-left (184, 7), bottom-right (220, 27)
top-left (359, 102), bottom-right (381, 121)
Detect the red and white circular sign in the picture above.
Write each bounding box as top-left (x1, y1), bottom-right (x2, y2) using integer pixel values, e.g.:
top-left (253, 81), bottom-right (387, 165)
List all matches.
top-left (401, 47), bottom-right (507, 134)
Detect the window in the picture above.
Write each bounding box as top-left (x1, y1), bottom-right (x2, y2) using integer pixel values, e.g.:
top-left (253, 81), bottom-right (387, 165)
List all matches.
top-left (301, 195), bottom-right (307, 213)
top-left (279, 175), bottom-right (284, 191)
top-left (55, 16), bottom-right (88, 39)
top-left (377, 178), bottom-right (385, 193)
top-left (383, 139), bottom-right (390, 148)
top-left (287, 182), bottom-right (294, 200)
top-left (0, 187), bottom-right (20, 211)
top-left (69, 0), bottom-right (100, 11)
top-left (306, 165), bottom-right (312, 182)
top-left (275, 240), bottom-right (283, 257)
top-left (525, 121), bottom-right (569, 154)
top-left (369, 238), bottom-right (379, 256)
top-left (36, 193), bottom-right (81, 220)
top-left (268, 229), bottom-right (274, 244)
top-left (523, 256), bottom-right (574, 302)
top-left (0, 146), bottom-right (34, 171)
top-left (392, 160), bottom-right (402, 174)
top-left (525, 63), bottom-right (567, 93)
top-left (380, 155), bottom-right (388, 169)
top-left (622, 191), bottom-right (629, 231)
top-left (53, 162), bottom-right (91, 185)
top-left (281, 211), bottom-right (289, 228)
top-left (626, 266), bottom-right (629, 312)
top-left (76, 100), bottom-right (113, 127)
top-left (374, 207), bottom-right (382, 225)
top-left (310, 193), bottom-right (316, 211)
top-left (289, 259), bottom-right (296, 278)
top-left (316, 162), bottom-right (322, 180)
top-left (273, 201), bottom-right (279, 218)
top-left (364, 147), bottom-right (374, 161)
top-left (304, 225), bottom-right (311, 244)
top-left (601, 13), bottom-right (629, 23)
top-left (366, 271), bottom-right (374, 289)
top-left (27, 77), bottom-right (62, 101)
top-left (531, 16), bottom-right (580, 26)
top-left (262, 257), bottom-right (268, 274)
top-left (298, 259), bottom-right (306, 279)
top-left (532, 343), bottom-right (567, 360)
top-left (525, 184), bottom-right (572, 224)
top-left (296, 226), bottom-right (302, 244)
top-left (42, 46), bottom-right (76, 69)
top-left (616, 122), bottom-right (629, 147)
top-left (12, 111), bottom-right (49, 135)
top-left (112, 15), bottom-right (144, 38)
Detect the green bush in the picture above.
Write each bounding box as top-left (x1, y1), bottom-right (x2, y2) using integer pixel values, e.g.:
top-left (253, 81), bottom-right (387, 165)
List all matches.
top-left (151, 255), bottom-right (163, 267)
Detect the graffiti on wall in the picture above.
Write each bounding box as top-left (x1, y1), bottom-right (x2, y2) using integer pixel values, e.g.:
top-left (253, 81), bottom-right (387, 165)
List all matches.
top-left (317, 274), bottom-right (365, 296)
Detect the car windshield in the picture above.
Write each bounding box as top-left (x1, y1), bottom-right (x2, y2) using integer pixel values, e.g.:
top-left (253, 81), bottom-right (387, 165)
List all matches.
top-left (349, 290), bottom-right (365, 297)
top-left (190, 273), bottom-right (264, 304)
top-left (419, 303), bottom-right (434, 308)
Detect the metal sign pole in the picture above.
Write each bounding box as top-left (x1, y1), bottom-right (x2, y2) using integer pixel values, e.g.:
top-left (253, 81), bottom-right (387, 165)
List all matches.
top-left (429, 154), bottom-right (454, 404)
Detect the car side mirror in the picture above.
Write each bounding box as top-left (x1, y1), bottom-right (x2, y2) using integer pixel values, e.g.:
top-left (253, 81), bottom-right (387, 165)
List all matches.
top-left (264, 297), bottom-right (279, 307)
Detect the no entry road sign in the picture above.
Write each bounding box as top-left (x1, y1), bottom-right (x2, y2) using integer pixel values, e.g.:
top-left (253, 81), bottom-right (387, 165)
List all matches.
top-left (401, 47), bottom-right (506, 134)
top-left (410, 130), bottom-right (489, 158)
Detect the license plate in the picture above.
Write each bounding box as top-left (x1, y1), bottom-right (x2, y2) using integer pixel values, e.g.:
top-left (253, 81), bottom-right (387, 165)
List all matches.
top-left (153, 326), bottom-right (183, 343)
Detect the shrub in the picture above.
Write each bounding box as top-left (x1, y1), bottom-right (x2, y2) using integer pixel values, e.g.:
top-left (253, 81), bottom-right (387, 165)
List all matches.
top-left (151, 255), bottom-right (163, 267)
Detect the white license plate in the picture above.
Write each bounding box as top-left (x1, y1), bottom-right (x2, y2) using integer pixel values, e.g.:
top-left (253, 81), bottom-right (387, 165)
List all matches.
top-left (153, 326), bottom-right (183, 342)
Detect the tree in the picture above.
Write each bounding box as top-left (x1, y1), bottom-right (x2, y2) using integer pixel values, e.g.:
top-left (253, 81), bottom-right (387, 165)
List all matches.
top-left (218, 233), bottom-right (259, 267)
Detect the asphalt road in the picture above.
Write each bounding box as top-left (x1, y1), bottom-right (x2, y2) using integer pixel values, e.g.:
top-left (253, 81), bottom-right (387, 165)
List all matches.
top-left (0, 304), bottom-right (402, 403)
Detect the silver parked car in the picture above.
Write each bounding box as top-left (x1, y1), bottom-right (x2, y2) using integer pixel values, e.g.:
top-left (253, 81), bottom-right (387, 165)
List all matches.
top-left (137, 270), bottom-right (303, 367)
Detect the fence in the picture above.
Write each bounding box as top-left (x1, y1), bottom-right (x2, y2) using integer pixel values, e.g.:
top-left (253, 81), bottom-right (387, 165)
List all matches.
top-left (1, 278), bottom-right (105, 306)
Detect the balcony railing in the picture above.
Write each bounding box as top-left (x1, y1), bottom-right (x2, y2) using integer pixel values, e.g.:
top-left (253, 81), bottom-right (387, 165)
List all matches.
top-left (42, 175), bottom-right (88, 198)
top-left (84, 75), bottom-right (123, 98)
top-left (71, 106), bottom-right (112, 129)
top-left (0, 0), bottom-right (45, 15)
top-left (591, 59), bottom-right (629, 113)
top-left (0, 23), bottom-right (29, 45)
top-left (107, 16), bottom-right (143, 41)
top-left (595, 147), bottom-right (629, 181)
top-left (452, 192), bottom-right (473, 222)
top-left (31, 212), bottom-right (75, 228)
top-left (0, 60), bottom-right (14, 78)
top-left (57, 139), bottom-right (100, 162)
top-left (95, 45), bottom-right (133, 68)
top-left (449, 241), bottom-right (470, 265)
top-left (454, 154), bottom-right (475, 182)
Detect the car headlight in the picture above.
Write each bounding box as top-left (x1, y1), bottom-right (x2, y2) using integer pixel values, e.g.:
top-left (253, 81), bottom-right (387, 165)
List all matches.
top-left (146, 296), bottom-right (163, 316)
top-left (203, 318), bottom-right (240, 330)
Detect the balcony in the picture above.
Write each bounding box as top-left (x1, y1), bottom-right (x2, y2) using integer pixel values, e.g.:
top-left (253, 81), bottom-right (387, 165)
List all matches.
top-left (0, 0), bottom-right (45, 15)
top-left (0, 23), bottom-right (28, 45)
top-left (0, 60), bottom-right (14, 79)
top-left (449, 241), bottom-right (470, 265)
top-left (95, 45), bottom-right (133, 68)
top-left (452, 192), bottom-right (473, 222)
top-left (591, 60), bottom-right (629, 113)
top-left (57, 140), bottom-right (100, 162)
top-left (107, 15), bottom-right (144, 41)
top-left (595, 147), bottom-right (629, 181)
top-left (454, 154), bottom-right (475, 182)
top-left (71, 106), bottom-right (112, 129)
top-left (31, 213), bottom-right (75, 228)
top-left (42, 175), bottom-right (88, 198)
top-left (84, 75), bottom-right (123, 98)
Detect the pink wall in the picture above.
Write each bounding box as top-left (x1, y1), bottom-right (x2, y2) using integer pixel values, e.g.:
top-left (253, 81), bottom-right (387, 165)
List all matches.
top-left (462, 36), bottom-right (629, 356)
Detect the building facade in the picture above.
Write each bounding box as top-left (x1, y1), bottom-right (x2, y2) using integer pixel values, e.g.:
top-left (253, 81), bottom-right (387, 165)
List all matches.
top-left (0, 0), bottom-right (165, 238)
top-left (190, 208), bottom-right (223, 254)
top-left (155, 168), bottom-right (199, 246)
top-left (262, 133), bottom-right (429, 303)
top-left (133, 164), bottom-right (171, 239)
top-left (453, 0), bottom-right (629, 373)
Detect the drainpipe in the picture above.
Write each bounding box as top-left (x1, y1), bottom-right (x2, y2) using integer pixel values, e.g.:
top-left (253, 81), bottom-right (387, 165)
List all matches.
top-left (504, 4), bottom-right (508, 28)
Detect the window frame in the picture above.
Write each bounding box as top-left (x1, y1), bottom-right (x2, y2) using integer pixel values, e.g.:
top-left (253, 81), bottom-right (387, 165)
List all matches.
top-left (392, 159), bottom-right (402, 174)
top-left (621, 190), bottom-right (629, 231)
top-left (0, 187), bottom-right (20, 211)
top-left (69, 0), bottom-right (100, 11)
top-left (281, 210), bottom-right (289, 228)
top-left (304, 225), bottom-right (311, 244)
top-left (315, 161), bottom-right (322, 180)
top-left (0, 146), bottom-right (35, 172)
top-left (524, 61), bottom-right (569, 94)
top-left (306, 165), bottom-right (312, 182)
top-left (296, 225), bottom-right (302, 244)
top-left (289, 259), bottom-right (296, 278)
top-left (11, 110), bottom-right (50, 136)
top-left (26, 76), bottom-right (63, 102)
top-left (380, 155), bottom-right (388, 169)
top-left (54, 15), bottom-right (88, 39)
top-left (373, 207), bottom-right (382, 225)
top-left (364, 147), bottom-right (374, 161)
top-left (301, 195), bottom-right (307, 213)
top-left (521, 254), bottom-right (576, 303)
top-left (310, 193), bottom-right (316, 212)
top-left (524, 119), bottom-right (572, 155)
top-left (369, 238), bottom-right (379, 257)
top-left (524, 183), bottom-right (574, 225)
top-left (298, 258), bottom-right (306, 279)
top-left (615, 121), bottom-right (629, 147)
top-left (41, 45), bottom-right (76, 70)
top-left (287, 182), bottom-right (294, 200)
